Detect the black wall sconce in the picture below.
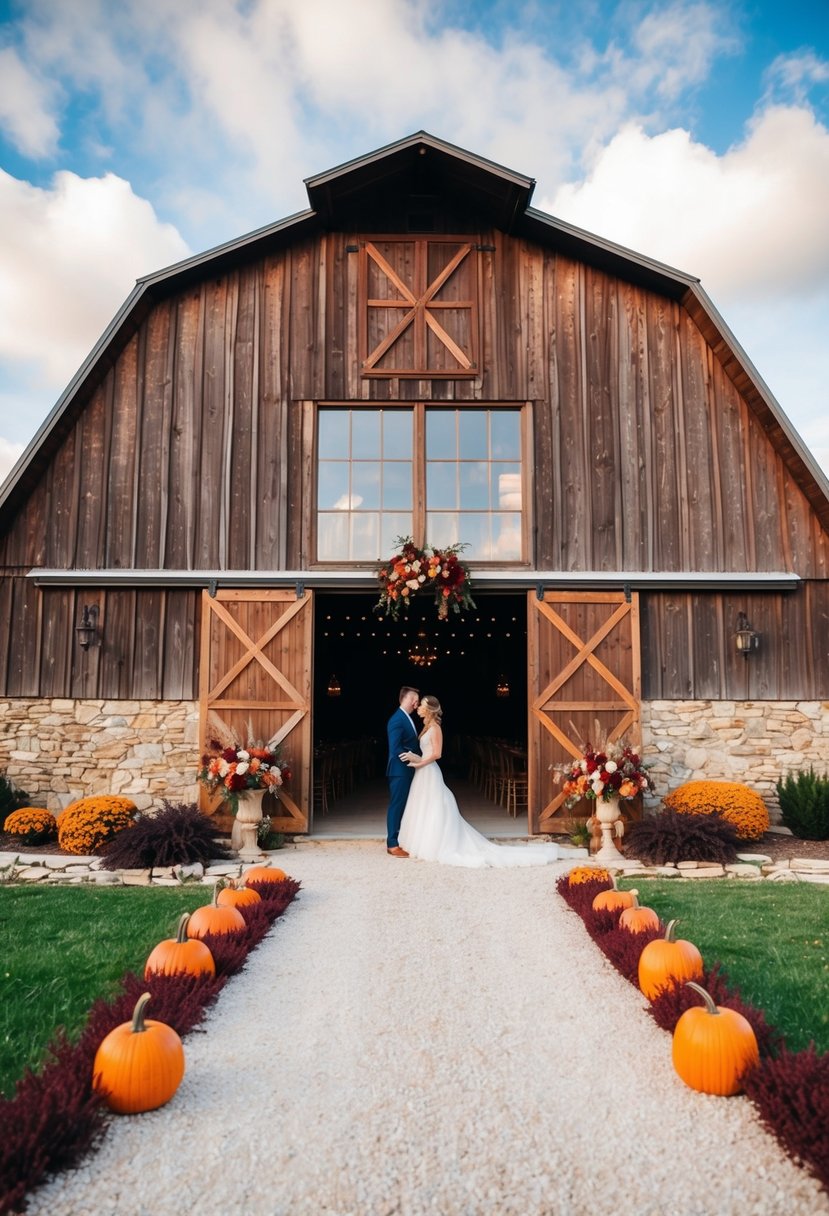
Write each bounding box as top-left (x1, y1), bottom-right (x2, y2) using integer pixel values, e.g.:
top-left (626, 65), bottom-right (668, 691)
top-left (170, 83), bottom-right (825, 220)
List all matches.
top-left (326, 673), bottom-right (342, 697)
top-left (735, 611), bottom-right (759, 659)
top-left (495, 674), bottom-right (510, 698)
top-left (76, 603), bottom-right (101, 650)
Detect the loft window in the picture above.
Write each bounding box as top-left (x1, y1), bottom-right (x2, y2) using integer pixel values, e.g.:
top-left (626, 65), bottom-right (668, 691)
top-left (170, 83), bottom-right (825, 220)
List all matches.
top-left (358, 237), bottom-right (478, 377)
top-left (316, 405), bottom-right (525, 563)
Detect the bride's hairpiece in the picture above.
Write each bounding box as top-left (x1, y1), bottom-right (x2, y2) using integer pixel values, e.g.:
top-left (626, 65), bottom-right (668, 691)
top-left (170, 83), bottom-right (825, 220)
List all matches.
top-left (422, 695), bottom-right (443, 723)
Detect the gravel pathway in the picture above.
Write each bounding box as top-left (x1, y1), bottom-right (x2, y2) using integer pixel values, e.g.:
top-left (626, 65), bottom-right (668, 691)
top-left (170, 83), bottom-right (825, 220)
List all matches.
top-left (29, 843), bottom-right (828, 1216)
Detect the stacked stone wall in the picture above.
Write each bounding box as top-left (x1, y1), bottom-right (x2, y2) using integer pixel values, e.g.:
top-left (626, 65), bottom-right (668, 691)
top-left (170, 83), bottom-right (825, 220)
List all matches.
top-left (2, 697), bottom-right (828, 823)
top-left (643, 700), bottom-right (829, 821)
top-left (0, 698), bottom-right (200, 812)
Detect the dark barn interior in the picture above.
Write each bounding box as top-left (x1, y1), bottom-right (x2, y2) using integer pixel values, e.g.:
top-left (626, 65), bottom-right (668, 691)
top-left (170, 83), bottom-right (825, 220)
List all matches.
top-left (313, 592), bottom-right (527, 779)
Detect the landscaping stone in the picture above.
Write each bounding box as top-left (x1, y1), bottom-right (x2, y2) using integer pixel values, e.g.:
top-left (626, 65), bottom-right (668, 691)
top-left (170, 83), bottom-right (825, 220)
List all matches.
top-left (725, 864), bottom-right (763, 877)
top-left (791, 857), bottom-right (829, 871)
top-left (737, 853), bottom-right (772, 864)
top-left (679, 865), bottom-right (726, 878)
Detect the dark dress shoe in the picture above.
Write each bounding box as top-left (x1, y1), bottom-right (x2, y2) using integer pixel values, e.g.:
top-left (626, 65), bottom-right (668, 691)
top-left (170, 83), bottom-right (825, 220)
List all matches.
top-left (387, 846), bottom-right (409, 857)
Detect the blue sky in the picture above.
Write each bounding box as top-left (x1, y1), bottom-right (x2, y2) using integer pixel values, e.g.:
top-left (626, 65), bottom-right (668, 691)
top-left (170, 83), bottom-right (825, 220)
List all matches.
top-left (1, 0), bottom-right (827, 481)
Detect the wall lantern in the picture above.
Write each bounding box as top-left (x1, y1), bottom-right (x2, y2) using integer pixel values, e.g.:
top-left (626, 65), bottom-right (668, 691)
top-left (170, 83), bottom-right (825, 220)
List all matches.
top-left (326, 673), bottom-right (342, 697)
top-left (735, 612), bottom-right (759, 659)
top-left (408, 631), bottom-right (437, 668)
top-left (76, 603), bottom-right (101, 650)
top-left (495, 674), bottom-right (510, 698)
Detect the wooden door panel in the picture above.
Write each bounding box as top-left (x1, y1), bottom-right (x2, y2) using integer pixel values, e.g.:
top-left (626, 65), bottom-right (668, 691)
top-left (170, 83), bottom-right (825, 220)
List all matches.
top-left (199, 589), bottom-right (313, 833)
top-left (528, 591), bottom-right (641, 833)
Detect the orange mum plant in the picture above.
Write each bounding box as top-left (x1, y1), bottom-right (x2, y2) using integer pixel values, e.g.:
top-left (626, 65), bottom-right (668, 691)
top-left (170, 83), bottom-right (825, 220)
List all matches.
top-left (664, 780), bottom-right (769, 841)
top-left (4, 807), bottom-right (57, 845)
top-left (57, 796), bottom-right (137, 854)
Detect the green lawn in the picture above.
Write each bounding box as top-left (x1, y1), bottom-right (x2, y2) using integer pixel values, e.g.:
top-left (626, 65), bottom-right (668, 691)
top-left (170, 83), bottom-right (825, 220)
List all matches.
top-left (0, 885), bottom-right (211, 1097)
top-left (617, 877), bottom-right (829, 1053)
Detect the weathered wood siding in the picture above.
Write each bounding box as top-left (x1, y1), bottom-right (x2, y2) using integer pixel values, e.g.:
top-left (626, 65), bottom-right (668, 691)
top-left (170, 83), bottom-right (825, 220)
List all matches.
top-left (1, 227), bottom-right (828, 698)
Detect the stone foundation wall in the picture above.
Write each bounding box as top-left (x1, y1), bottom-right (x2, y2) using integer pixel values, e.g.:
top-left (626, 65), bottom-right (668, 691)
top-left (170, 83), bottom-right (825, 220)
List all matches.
top-left (0, 698), bottom-right (201, 812)
top-left (643, 699), bottom-right (829, 820)
top-left (2, 697), bottom-right (828, 822)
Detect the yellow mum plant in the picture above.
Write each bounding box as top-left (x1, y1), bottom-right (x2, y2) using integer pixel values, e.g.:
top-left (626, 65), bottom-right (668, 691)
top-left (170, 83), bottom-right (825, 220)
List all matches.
top-left (57, 796), bottom-right (137, 855)
top-left (567, 865), bottom-right (611, 886)
top-left (664, 781), bottom-right (769, 841)
top-left (4, 806), bottom-right (57, 845)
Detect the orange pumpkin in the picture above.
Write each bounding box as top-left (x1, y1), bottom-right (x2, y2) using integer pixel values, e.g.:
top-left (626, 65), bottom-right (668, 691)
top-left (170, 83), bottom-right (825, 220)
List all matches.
top-left (92, 992), bottom-right (185, 1114)
top-left (186, 884), bottom-right (246, 939)
top-left (591, 875), bottom-right (636, 914)
top-left (145, 912), bottom-right (216, 978)
top-left (672, 981), bottom-right (759, 1095)
top-left (618, 890), bottom-right (660, 934)
top-left (217, 879), bottom-right (262, 910)
top-left (243, 865), bottom-right (288, 886)
top-left (638, 919), bottom-right (703, 1000)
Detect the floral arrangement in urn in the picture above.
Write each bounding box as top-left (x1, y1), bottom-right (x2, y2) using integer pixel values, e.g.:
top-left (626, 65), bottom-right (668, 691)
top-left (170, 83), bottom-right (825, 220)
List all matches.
top-left (555, 739), bottom-right (653, 807)
top-left (198, 740), bottom-right (290, 814)
top-left (375, 536), bottom-right (476, 620)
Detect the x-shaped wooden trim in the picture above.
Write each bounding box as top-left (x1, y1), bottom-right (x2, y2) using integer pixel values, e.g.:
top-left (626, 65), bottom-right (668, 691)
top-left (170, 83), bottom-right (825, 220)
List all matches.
top-left (362, 241), bottom-right (474, 372)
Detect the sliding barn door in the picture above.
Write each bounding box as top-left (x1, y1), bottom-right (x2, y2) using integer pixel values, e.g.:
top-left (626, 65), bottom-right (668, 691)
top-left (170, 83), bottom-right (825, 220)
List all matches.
top-left (198, 589), bottom-right (313, 833)
top-left (528, 591), bottom-right (642, 833)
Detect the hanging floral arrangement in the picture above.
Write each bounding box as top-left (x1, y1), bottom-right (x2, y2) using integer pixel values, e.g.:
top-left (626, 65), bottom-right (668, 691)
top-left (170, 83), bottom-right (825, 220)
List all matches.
top-left (374, 536), bottom-right (476, 620)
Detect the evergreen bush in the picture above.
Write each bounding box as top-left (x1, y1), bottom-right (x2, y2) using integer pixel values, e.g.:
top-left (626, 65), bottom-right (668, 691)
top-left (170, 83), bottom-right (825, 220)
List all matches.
top-left (776, 768), bottom-right (829, 840)
top-left (0, 772), bottom-right (31, 832)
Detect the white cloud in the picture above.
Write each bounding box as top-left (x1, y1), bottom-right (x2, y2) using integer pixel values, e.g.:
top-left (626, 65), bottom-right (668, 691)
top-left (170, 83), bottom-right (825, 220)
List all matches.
top-left (544, 105), bottom-right (829, 301)
top-left (0, 168), bottom-right (189, 388)
top-left (0, 437), bottom-right (24, 487)
top-left (0, 45), bottom-right (60, 157)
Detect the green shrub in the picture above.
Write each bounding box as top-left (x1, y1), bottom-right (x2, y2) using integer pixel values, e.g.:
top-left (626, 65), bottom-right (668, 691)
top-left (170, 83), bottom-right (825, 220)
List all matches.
top-left (776, 768), bottom-right (829, 840)
top-left (0, 772), bottom-right (31, 832)
top-left (625, 808), bottom-right (740, 865)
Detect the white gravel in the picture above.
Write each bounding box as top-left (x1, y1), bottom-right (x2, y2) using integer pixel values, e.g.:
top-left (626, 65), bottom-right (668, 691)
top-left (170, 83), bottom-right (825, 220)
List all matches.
top-left (28, 842), bottom-right (828, 1216)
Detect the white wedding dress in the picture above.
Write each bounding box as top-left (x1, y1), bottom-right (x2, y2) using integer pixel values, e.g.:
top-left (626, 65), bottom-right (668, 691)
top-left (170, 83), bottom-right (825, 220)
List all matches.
top-left (398, 728), bottom-right (561, 867)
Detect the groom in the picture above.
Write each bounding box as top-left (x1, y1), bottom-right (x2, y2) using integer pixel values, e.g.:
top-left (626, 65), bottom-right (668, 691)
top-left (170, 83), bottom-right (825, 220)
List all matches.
top-left (385, 686), bottom-right (421, 857)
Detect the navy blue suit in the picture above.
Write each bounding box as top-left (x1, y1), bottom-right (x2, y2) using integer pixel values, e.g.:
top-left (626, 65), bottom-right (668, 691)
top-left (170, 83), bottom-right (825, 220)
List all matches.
top-left (386, 707), bottom-right (421, 847)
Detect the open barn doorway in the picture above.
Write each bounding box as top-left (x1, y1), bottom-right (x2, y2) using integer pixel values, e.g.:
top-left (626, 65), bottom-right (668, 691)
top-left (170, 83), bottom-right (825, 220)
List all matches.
top-left (312, 592), bottom-right (529, 837)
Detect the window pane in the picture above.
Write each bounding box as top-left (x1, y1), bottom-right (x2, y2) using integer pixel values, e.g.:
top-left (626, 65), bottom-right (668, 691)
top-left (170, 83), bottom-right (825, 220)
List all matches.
top-left (458, 411), bottom-right (487, 459)
top-left (318, 412), bottom-right (348, 459)
top-left (490, 412), bottom-right (520, 458)
top-left (383, 410), bottom-right (412, 457)
top-left (380, 513), bottom-right (413, 555)
top-left (494, 465), bottom-right (522, 510)
top-left (352, 411), bottom-right (381, 458)
top-left (459, 462), bottom-right (488, 509)
top-left (492, 513), bottom-right (522, 560)
top-left (427, 462), bottom-right (456, 508)
top-left (426, 410), bottom-right (456, 458)
top-left (351, 461), bottom-right (380, 509)
top-left (351, 514), bottom-right (380, 560)
top-left (383, 461), bottom-right (412, 508)
top-left (426, 511), bottom-right (462, 548)
top-left (455, 514), bottom-right (490, 559)
top-left (317, 513), bottom-right (348, 561)
top-left (317, 463), bottom-right (350, 510)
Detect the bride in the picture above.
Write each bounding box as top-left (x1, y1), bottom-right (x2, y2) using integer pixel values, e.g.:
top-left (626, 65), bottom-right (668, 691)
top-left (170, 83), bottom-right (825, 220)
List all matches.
top-left (398, 695), bottom-right (561, 867)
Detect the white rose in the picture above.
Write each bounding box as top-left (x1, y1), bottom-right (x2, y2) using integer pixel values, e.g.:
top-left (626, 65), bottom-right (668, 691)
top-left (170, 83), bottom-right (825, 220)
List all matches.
top-left (604, 760), bottom-right (617, 773)
top-left (406, 578), bottom-right (420, 590)
top-left (218, 760), bottom-right (230, 777)
top-left (238, 749), bottom-right (250, 761)
top-left (389, 571), bottom-right (399, 582)
top-left (591, 779), bottom-right (604, 795)
top-left (235, 762), bottom-right (250, 776)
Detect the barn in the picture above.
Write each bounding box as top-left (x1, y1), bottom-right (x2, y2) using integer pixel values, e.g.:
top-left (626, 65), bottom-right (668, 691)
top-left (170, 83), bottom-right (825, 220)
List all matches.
top-left (1, 130), bottom-right (827, 836)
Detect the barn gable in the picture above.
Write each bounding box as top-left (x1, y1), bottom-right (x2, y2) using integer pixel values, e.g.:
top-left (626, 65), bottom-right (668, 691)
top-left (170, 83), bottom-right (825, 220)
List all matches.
top-left (1, 131), bottom-right (828, 830)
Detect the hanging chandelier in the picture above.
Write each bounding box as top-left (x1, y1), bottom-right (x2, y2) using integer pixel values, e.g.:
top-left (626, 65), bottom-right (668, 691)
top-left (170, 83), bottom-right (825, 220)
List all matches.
top-left (408, 630), bottom-right (437, 668)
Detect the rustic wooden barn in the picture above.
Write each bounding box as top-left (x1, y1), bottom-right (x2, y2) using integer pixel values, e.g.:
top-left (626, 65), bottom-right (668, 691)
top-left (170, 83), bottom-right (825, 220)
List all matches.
top-left (1, 131), bottom-right (828, 835)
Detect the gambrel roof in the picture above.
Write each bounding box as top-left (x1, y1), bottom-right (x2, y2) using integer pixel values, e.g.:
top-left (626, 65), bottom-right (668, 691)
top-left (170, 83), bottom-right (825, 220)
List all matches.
top-left (3, 130), bottom-right (828, 531)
